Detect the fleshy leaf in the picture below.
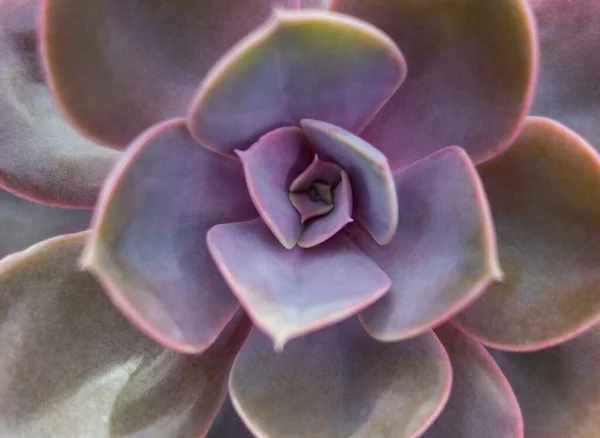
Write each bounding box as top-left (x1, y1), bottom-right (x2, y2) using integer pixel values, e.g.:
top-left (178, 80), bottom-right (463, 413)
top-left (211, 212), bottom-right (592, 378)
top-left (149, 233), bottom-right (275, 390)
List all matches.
top-left (230, 319), bottom-right (451, 438)
top-left (422, 324), bottom-right (523, 438)
top-left (0, 0), bottom-right (120, 207)
top-left (530, 0), bottom-right (600, 151)
top-left (41, 0), bottom-right (280, 148)
top-left (455, 117), bottom-right (600, 351)
top-left (331, 0), bottom-right (536, 168)
top-left (289, 154), bottom-right (342, 191)
top-left (301, 119), bottom-right (397, 244)
top-left (347, 146), bottom-right (500, 342)
top-left (82, 119), bottom-right (256, 354)
top-left (0, 233), bottom-right (251, 438)
top-left (188, 9), bottom-right (406, 155)
top-left (490, 325), bottom-right (600, 438)
top-left (298, 170), bottom-right (353, 248)
top-left (206, 397), bottom-right (254, 438)
top-left (237, 127), bottom-right (312, 249)
top-left (207, 218), bottom-right (390, 349)
top-left (289, 192), bottom-right (333, 223)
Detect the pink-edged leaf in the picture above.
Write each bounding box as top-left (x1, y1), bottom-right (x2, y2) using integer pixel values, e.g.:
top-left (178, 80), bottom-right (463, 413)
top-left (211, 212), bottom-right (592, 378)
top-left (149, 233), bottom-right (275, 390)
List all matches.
top-left (0, 233), bottom-right (248, 438)
top-left (206, 396), bottom-right (254, 438)
top-left (530, 0), bottom-right (600, 151)
top-left (82, 119), bottom-right (256, 354)
top-left (490, 325), bottom-right (600, 438)
top-left (422, 324), bottom-right (523, 438)
top-left (298, 170), bottom-right (353, 248)
top-left (207, 218), bottom-right (390, 349)
top-left (346, 146), bottom-right (500, 342)
top-left (41, 0), bottom-right (280, 148)
top-left (0, 0), bottom-right (120, 207)
top-left (290, 154), bottom-right (342, 191)
top-left (455, 117), bottom-right (600, 351)
top-left (289, 192), bottom-right (332, 223)
top-left (237, 127), bottom-right (312, 249)
top-left (188, 10), bottom-right (406, 155)
top-left (229, 318), bottom-right (452, 438)
top-left (331, 0), bottom-right (537, 169)
top-left (301, 119), bottom-right (397, 244)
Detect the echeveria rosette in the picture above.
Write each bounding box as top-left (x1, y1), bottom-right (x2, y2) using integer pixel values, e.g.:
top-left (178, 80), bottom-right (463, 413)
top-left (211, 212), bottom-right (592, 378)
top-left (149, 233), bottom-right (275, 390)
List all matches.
top-left (0, 1), bottom-right (599, 438)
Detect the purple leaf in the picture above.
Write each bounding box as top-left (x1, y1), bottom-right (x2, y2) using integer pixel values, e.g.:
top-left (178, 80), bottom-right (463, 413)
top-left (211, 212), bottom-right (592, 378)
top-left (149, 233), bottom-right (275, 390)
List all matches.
top-left (331, 0), bottom-right (537, 169)
top-left (298, 170), bottom-right (353, 248)
top-left (207, 218), bottom-right (391, 349)
top-left (41, 0), bottom-right (278, 147)
top-left (529, 0), bottom-right (600, 152)
top-left (290, 154), bottom-right (342, 191)
top-left (188, 9), bottom-right (406, 155)
top-left (229, 318), bottom-right (452, 438)
top-left (423, 324), bottom-right (523, 438)
top-left (455, 117), bottom-right (600, 351)
top-left (0, 0), bottom-right (120, 207)
top-left (301, 119), bottom-right (397, 244)
top-left (347, 146), bottom-right (500, 342)
top-left (82, 119), bottom-right (256, 354)
top-left (289, 192), bottom-right (333, 223)
top-left (237, 127), bottom-right (312, 249)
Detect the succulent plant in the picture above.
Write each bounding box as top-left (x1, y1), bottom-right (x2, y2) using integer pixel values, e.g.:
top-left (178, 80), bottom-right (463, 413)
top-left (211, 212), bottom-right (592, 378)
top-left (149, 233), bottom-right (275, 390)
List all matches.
top-left (1, 0), bottom-right (600, 437)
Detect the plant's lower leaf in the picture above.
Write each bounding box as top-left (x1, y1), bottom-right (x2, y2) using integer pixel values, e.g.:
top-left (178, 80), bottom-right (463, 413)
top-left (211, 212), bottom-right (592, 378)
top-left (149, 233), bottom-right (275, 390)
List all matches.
top-left (230, 318), bottom-right (451, 438)
top-left (455, 117), bottom-right (600, 350)
top-left (347, 146), bottom-right (500, 342)
top-left (207, 218), bottom-right (390, 349)
top-left (82, 119), bottom-right (256, 354)
top-left (423, 324), bottom-right (523, 438)
top-left (490, 325), bottom-right (600, 438)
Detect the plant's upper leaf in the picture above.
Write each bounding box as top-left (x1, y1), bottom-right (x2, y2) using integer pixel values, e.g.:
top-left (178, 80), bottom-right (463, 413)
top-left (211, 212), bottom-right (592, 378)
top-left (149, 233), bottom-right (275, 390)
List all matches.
top-left (423, 324), bottom-right (523, 438)
top-left (0, 233), bottom-right (248, 438)
top-left (491, 325), bottom-right (600, 438)
top-left (331, 0), bottom-right (536, 169)
top-left (41, 0), bottom-right (279, 147)
top-left (455, 117), bottom-right (600, 351)
top-left (188, 9), bottom-right (405, 155)
top-left (529, 0), bottom-right (600, 152)
top-left (229, 318), bottom-right (451, 438)
top-left (0, 0), bottom-right (120, 207)
top-left (347, 146), bottom-right (500, 342)
top-left (237, 127), bottom-right (312, 249)
top-left (302, 119), bottom-right (397, 244)
top-left (82, 119), bottom-right (256, 354)
top-left (207, 218), bottom-right (390, 349)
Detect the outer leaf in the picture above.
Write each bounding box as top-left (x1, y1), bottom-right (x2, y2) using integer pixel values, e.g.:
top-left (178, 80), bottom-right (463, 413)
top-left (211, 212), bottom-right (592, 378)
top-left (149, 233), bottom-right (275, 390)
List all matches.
top-left (491, 325), bottom-right (600, 438)
top-left (207, 218), bottom-right (390, 349)
top-left (301, 119), bottom-right (397, 245)
top-left (82, 119), bottom-right (256, 354)
top-left (530, 0), bottom-right (600, 151)
top-left (455, 117), bottom-right (600, 350)
top-left (422, 324), bottom-right (523, 438)
top-left (0, 0), bottom-right (120, 207)
top-left (41, 0), bottom-right (279, 147)
top-left (188, 9), bottom-right (406, 155)
top-left (230, 318), bottom-right (452, 438)
top-left (0, 233), bottom-right (250, 438)
top-left (331, 0), bottom-right (537, 169)
top-left (347, 146), bottom-right (500, 342)
top-left (237, 127), bottom-right (312, 249)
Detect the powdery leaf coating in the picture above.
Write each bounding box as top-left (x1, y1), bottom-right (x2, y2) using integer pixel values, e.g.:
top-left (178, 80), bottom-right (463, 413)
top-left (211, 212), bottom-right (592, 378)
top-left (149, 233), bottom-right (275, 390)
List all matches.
top-left (346, 146), bottom-right (500, 342)
top-left (455, 117), bottom-right (600, 351)
top-left (188, 9), bottom-right (406, 155)
top-left (237, 127), bottom-right (312, 249)
top-left (207, 218), bottom-right (390, 349)
top-left (230, 318), bottom-right (452, 438)
top-left (301, 119), bottom-right (397, 245)
top-left (82, 119), bottom-right (256, 354)
top-left (331, 0), bottom-right (537, 169)
top-left (0, 233), bottom-right (249, 438)
top-left (491, 325), bottom-right (600, 438)
top-left (0, 0), bottom-right (120, 207)
top-left (529, 0), bottom-right (600, 152)
top-left (41, 0), bottom-right (280, 148)
top-left (422, 324), bottom-right (523, 438)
